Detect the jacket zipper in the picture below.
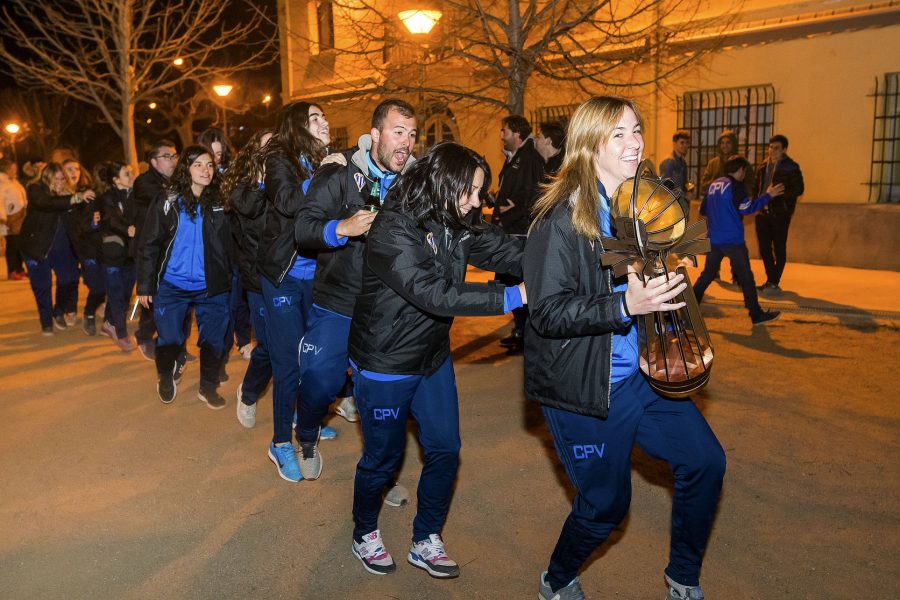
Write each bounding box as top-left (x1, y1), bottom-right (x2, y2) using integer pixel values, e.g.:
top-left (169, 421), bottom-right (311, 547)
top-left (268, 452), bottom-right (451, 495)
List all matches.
top-left (277, 249), bottom-right (298, 284)
top-left (597, 234), bottom-right (613, 411)
top-left (156, 204), bottom-right (179, 292)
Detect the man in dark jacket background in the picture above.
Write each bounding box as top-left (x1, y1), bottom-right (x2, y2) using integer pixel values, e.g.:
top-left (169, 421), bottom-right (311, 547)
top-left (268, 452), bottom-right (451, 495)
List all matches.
top-left (754, 134), bottom-right (804, 295)
top-left (494, 115), bottom-right (544, 354)
top-left (132, 139), bottom-right (178, 359)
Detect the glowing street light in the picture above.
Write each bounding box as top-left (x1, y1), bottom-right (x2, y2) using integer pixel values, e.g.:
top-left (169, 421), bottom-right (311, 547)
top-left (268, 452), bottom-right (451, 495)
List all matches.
top-left (173, 57), bottom-right (184, 66)
top-left (263, 94), bottom-right (272, 105)
top-left (4, 122), bottom-right (21, 161)
top-left (213, 84), bottom-right (234, 133)
top-left (398, 9), bottom-right (442, 34)
top-left (4, 123), bottom-right (20, 135)
top-left (148, 102), bottom-right (157, 110)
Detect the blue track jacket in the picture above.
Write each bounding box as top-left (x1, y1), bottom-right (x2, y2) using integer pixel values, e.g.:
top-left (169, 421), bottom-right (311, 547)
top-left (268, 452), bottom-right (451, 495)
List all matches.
top-left (701, 175), bottom-right (771, 246)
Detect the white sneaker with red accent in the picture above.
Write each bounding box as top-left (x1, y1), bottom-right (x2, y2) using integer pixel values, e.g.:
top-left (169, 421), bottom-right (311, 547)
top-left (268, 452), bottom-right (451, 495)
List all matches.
top-left (407, 534), bottom-right (459, 578)
top-left (352, 530), bottom-right (396, 575)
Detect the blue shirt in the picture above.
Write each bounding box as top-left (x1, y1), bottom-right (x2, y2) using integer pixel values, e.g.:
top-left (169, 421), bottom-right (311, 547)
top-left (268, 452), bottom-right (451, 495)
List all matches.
top-left (598, 182), bottom-right (639, 382)
top-left (163, 200), bottom-right (206, 291)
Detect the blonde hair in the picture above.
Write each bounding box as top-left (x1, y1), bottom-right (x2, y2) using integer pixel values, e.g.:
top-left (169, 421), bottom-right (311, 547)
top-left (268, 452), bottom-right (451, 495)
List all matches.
top-left (530, 96), bottom-right (643, 240)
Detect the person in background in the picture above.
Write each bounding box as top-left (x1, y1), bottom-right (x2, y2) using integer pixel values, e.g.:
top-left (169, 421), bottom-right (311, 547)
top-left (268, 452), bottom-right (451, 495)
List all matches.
top-left (19, 163), bottom-right (92, 334)
top-left (535, 121), bottom-right (566, 179)
top-left (0, 157), bottom-right (28, 280)
top-left (525, 96), bottom-right (725, 600)
top-left (198, 127), bottom-right (234, 173)
top-left (136, 145), bottom-right (232, 408)
top-left (660, 129), bottom-right (691, 198)
top-left (95, 161), bottom-right (139, 350)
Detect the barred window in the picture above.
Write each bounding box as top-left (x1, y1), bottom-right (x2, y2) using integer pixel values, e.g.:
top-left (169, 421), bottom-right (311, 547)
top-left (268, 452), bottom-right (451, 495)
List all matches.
top-left (531, 104), bottom-right (578, 131)
top-left (677, 85), bottom-right (775, 194)
top-left (330, 127), bottom-right (349, 153)
top-left (869, 72), bottom-right (900, 203)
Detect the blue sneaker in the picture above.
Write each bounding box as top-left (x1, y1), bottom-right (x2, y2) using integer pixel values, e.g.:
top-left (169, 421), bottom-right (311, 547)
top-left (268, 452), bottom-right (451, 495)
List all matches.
top-left (267, 441), bottom-right (302, 482)
top-left (320, 425), bottom-right (337, 440)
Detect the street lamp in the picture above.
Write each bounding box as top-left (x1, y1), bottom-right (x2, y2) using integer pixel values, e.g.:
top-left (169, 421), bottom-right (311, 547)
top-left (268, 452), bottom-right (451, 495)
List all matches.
top-left (398, 10), bottom-right (442, 34)
top-left (173, 57), bottom-right (184, 67)
top-left (4, 122), bottom-right (21, 161)
top-left (213, 84), bottom-right (234, 134)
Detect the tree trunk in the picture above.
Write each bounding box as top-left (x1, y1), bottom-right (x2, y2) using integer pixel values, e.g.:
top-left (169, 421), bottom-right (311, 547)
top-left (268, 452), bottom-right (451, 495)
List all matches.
top-left (122, 101), bottom-right (138, 167)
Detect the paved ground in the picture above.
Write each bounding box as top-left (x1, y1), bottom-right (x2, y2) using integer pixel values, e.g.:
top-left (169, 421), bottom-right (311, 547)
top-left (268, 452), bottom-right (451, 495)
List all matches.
top-left (1, 258), bottom-right (899, 599)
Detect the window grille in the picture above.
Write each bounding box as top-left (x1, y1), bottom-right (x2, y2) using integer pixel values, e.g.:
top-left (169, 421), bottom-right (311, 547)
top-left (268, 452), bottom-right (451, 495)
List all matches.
top-left (330, 127), bottom-right (349, 153)
top-left (868, 72), bottom-right (900, 203)
top-left (531, 104), bottom-right (578, 131)
top-left (677, 85), bottom-right (775, 194)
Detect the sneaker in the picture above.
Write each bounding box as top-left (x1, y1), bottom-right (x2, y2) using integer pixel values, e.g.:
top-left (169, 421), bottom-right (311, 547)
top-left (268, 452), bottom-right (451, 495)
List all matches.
top-left (384, 483), bottom-right (410, 507)
top-left (138, 342), bottom-right (156, 361)
top-left (158, 364), bottom-right (177, 404)
top-left (408, 534), bottom-right (459, 578)
top-left (53, 314), bottom-right (67, 331)
top-left (64, 312), bottom-right (77, 327)
top-left (335, 395), bottom-right (359, 422)
top-left (198, 387), bottom-right (226, 410)
top-left (41, 327), bottom-right (54, 336)
top-left (10, 271), bottom-right (27, 281)
top-left (499, 329), bottom-right (523, 348)
top-left (239, 343), bottom-right (254, 360)
top-left (298, 441), bottom-right (322, 480)
top-left (236, 387), bottom-right (256, 428)
top-left (82, 315), bottom-right (97, 336)
top-left (752, 309), bottom-right (781, 326)
top-left (116, 336), bottom-right (137, 352)
top-left (666, 575), bottom-right (705, 600)
top-left (539, 571), bottom-right (586, 600)
top-left (352, 530), bottom-right (396, 575)
top-left (267, 441), bottom-right (302, 482)
top-left (101, 320), bottom-right (117, 339)
top-left (184, 351), bottom-right (198, 362)
top-left (174, 356), bottom-right (187, 385)
top-left (320, 425), bottom-right (337, 440)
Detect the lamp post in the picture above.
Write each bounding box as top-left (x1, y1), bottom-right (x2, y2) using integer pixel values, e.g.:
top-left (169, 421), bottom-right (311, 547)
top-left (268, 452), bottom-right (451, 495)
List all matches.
top-left (213, 84), bottom-right (233, 134)
top-left (398, 9), bottom-right (442, 154)
top-left (4, 122), bottom-right (21, 162)
top-left (263, 94), bottom-right (272, 116)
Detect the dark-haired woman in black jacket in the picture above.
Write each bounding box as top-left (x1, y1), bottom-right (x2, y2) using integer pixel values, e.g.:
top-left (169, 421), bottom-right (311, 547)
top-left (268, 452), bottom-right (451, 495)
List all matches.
top-left (136, 145), bottom-right (232, 408)
top-left (95, 161), bottom-right (137, 351)
top-left (346, 142), bottom-right (525, 579)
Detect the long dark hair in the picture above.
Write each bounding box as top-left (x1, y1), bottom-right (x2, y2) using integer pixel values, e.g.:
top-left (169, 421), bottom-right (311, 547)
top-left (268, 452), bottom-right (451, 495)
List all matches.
top-left (198, 127), bottom-right (234, 171)
top-left (258, 101), bottom-right (327, 181)
top-left (165, 144), bottom-right (222, 218)
top-left (390, 141), bottom-right (491, 232)
top-left (221, 130), bottom-right (272, 201)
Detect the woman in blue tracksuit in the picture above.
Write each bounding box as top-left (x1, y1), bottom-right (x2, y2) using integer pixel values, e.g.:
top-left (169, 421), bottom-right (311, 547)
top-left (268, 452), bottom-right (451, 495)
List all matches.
top-left (346, 142), bottom-right (525, 579)
top-left (95, 161), bottom-right (138, 350)
top-left (20, 163), bottom-right (93, 334)
top-left (524, 96), bottom-right (726, 600)
top-left (136, 145), bottom-right (232, 409)
top-left (250, 101), bottom-right (335, 483)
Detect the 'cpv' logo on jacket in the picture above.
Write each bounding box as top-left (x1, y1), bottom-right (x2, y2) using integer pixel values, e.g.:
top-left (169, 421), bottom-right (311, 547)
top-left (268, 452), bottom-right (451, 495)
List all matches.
top-left (571, 442), bottom-right (606, 460)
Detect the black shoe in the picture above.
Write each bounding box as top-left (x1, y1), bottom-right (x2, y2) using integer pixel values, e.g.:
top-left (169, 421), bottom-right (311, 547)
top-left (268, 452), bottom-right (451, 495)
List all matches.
top-left (158, 365), bottom-right (177, 404)
top-left (183, 351), bottom-right (198, 362)
top-left (174, 356), bottom-right (187, 385)
top-left (53, 314), bottom-right (67, 331)
top-left (752, 310), bottom-right (781, 326)
top-left (82, 315), bottom-right (97, 336)
top-left (199, 387), bottom-right (226, 410)
top-left (499, 330), bottom-right (523, 348)
top-left (41, 326), bottom-right (54, 336)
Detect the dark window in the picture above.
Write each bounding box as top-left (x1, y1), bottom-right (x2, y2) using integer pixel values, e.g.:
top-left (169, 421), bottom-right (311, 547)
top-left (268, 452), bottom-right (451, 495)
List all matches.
top-left (869, 72), bottom-right (900, 203)
top-left (531, 104), bottom-right (577, 131)
top-left (317, 1), bottom-right (334, 50)
top-left (677, 85), bottom-right (775, 194)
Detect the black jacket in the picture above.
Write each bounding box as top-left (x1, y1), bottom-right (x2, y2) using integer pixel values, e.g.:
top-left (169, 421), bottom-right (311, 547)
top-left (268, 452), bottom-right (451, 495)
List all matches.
top-left (19, 183), bottom-right (78, 260)
top-left (494, 138), bottom-right (545, 234)
top-left (229, 182), bottom-right (267, 293)
top-left (136, 193), bottom-right (232, 297)
top-left (295, 135), bottom-right (416, 316)
top-left (132, 167), bottom-right (167, 237)
top-left (755, 155), bottom-right (804, 216)
top-left (99, 187), bottom-right (135, 267)
top-left (523, 201), bottom-right (631, 419)
top-left (257, 153), bottom-right (317, 286)
top-left (348, 198), bottom-right (524, 375)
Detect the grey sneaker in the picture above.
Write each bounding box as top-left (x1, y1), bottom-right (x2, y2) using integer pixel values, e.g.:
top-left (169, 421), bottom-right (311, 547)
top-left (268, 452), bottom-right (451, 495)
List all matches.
top-left (408, 534), bottom-right (459, 578)
top-left (539, 571), bottom-right (586, 600)
top-left (236, 386), bottom-right (256, 428)
top-left (299, 441), bottom-right (322, 480)
top-left (384, 482), bottom-right (410, 507)
top-left (335, 395), bottom-right (359, 422)
top-left (666, 575), bottom-right (704, 600)
top-left (64, 312), bottom-right (77, 327)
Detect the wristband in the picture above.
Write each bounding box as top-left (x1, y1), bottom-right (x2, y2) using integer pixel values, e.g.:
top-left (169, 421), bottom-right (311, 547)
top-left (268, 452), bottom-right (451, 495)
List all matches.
top-left (621, 295), bottom-right (632, 319)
